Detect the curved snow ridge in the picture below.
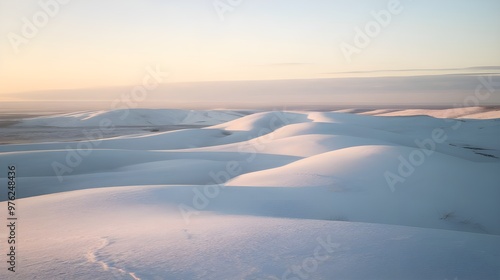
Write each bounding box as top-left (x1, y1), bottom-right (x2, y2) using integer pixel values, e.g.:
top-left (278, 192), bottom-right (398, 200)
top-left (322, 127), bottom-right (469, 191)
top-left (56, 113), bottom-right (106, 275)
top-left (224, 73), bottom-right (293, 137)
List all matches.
top-left (225, 144), bottom-right (500, 187)
top-left (210, 111), bottom-right (309, 131)
top-left (267, 121), bottom-right (425, 151)
top-left (0, 148), bottom-right (298, 179)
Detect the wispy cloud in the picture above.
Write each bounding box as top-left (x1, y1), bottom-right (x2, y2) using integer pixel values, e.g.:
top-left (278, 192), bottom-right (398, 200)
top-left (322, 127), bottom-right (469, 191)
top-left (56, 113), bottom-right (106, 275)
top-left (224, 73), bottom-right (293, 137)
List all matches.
top-left (322, 66), bottom-right (500, 76)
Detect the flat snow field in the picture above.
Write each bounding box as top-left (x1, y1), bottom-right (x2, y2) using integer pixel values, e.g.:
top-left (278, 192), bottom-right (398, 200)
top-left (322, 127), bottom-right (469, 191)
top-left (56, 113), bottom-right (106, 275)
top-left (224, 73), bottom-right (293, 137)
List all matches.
top-left (0, 108), bottom-right (499, 279)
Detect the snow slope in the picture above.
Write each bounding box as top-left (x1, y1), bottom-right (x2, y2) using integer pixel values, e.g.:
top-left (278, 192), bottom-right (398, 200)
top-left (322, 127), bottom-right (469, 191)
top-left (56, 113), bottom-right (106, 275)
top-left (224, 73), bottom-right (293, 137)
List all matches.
top-left (1, 185), bottom-right (499, 280)
top-left (0, 109), bottom-right (499, 279)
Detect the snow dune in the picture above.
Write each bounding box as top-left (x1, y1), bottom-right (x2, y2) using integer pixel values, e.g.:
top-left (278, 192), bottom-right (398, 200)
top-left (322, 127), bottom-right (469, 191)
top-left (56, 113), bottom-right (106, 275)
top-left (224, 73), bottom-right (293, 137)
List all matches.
top-left (1, 108), bottom-right (499, 279)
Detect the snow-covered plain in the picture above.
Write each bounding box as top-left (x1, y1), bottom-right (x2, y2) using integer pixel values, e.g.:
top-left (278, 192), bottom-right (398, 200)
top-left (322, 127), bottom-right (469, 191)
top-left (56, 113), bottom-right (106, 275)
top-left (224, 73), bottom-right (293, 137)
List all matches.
top-left (1, 108), bottom-right (500, 279)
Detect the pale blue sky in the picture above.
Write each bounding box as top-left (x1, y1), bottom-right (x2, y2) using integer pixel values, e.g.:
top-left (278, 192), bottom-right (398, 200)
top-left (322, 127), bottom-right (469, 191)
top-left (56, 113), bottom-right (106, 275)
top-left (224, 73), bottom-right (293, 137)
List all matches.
top-left (0, 0), bottom-right (499, 106)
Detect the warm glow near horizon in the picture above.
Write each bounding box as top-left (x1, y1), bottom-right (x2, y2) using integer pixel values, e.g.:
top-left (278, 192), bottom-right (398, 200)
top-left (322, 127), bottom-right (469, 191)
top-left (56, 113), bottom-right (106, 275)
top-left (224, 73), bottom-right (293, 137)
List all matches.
top-left (1, 0), bottom-right (499, 103)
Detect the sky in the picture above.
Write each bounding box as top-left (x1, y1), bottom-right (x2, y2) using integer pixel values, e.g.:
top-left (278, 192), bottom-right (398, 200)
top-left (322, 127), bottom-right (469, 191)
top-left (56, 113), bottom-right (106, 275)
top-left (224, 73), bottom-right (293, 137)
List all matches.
top-left (0, 0), bottom-right (499, 109)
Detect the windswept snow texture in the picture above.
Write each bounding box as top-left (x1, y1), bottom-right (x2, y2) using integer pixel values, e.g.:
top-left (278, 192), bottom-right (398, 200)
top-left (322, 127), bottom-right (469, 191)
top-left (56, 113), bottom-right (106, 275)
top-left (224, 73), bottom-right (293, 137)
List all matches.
top-left (1, 109), bottom-right (500, 279)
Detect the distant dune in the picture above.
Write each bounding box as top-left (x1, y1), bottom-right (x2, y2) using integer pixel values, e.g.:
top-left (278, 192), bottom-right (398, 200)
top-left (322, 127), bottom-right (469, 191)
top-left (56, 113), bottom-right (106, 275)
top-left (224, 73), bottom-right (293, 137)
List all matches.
top-left (358, 106), bottom-right (500, 119)
top-left (13, 109), bottom-right (249, 127)
top-left (8, 106), bottom-right (500, 130)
